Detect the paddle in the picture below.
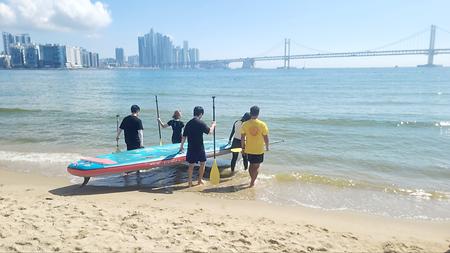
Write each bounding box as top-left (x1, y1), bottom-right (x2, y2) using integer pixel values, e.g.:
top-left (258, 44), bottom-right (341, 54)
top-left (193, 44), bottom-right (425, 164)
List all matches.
top-left (230, 139), bottom-right (285, 153)
top-left (210, 96), bottom-right (220, 185)
top-left (115, 114), bottom-right (121, 153)
top-left (155, 95), bottom-right (162, 146)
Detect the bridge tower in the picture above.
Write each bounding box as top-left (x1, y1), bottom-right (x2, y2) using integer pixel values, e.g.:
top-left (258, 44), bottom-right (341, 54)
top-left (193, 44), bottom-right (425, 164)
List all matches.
top-left (242, 58), bottom-right (255, 69)
top-left (427, 24), bottom-right (436, 65)
top-left (418, 25), bottom-right (442, 67)
top-left (283, 38), bottom-right (291, 69)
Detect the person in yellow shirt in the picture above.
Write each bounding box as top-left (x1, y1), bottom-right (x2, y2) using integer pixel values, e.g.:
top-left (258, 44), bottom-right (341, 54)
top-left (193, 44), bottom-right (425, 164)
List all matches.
top-left (241, 106), bottom-right (269, 187)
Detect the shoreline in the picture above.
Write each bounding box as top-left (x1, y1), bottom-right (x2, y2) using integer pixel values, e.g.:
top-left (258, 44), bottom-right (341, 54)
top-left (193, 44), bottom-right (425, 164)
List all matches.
top-left (1, 168), bottom-right (449, 252)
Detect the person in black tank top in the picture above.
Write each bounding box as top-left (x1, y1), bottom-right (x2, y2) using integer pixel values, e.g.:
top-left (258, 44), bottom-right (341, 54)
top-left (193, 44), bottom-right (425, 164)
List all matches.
top-left (158, 110), bottom-right (185, 144)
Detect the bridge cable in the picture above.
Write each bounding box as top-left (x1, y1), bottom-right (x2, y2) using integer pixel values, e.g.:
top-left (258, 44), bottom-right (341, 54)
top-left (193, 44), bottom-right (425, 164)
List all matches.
top-left (436, 26), bottom-right (450, 35)
top-left (366, 27), bottom-right (429, 51)
top-left (289, 40), bottom-right (333, 54)
top-left (253, 41), bottom-right (285, 57)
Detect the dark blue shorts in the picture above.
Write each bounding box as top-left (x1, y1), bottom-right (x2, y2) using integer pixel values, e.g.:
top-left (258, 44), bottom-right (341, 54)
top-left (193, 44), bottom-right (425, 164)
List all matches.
top-left (248, 154), bottom-right (264, 164)
top-left (186, 150), bottom-right (207, 164)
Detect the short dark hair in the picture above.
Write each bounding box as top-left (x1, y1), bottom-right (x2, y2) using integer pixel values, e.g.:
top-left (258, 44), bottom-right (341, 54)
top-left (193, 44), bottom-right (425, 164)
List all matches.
top-left (250, 106), bottom-right (259, 117)
top-left (241, 112), bottom-right (251, 122)
top-left (131, 105), bottom-right (140, 113)
top-left (193, 106), bottom-right (204, 116)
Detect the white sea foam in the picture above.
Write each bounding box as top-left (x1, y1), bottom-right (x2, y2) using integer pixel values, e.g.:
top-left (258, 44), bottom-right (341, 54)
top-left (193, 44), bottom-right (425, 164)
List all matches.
top-left (438, 121), bottom-right (450, 127)
top-left (0, 150), bottom-right (81, 164)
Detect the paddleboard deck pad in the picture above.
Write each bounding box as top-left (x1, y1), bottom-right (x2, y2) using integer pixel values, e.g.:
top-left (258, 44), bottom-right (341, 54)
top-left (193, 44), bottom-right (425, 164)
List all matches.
top-left (67, 140), bottom-right (231, 179)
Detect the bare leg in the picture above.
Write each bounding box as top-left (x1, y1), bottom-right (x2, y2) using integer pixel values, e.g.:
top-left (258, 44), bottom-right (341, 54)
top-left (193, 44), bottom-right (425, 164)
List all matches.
top-left (187, 163), bottom-right (195, 187)
top-left (248, 164), bottom-right (255, 185)
top-left (249, 163), bottom-right (260, 187)
top-left (198, 161), bottom-right (205, 185)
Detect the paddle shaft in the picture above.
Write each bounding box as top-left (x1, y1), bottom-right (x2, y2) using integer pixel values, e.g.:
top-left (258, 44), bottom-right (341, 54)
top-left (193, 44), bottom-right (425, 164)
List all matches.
top-left (155, 95), bottom-right (162, 145)
top-left (116, 114), bottom-right (119, 148)
top-left (212, 96), bottom-right (216, 159)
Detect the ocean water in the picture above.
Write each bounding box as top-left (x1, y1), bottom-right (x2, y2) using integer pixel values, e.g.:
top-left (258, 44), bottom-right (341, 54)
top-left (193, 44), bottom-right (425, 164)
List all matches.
top-left (0, 68), bottom-right (449, 220)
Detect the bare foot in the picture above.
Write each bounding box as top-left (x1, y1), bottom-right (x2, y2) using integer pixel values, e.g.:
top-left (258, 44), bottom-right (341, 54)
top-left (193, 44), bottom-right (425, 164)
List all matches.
top-left (197, 180), bottom-right (204, 185)
top-left (188, 182), bottom-right (193, 187)
top-left (249, 182), bottom-right (255, 187)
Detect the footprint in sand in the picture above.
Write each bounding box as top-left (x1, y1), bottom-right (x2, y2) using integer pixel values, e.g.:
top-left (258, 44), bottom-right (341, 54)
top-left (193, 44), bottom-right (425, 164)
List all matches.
top-left (232, 238), bottom-right (252, 245)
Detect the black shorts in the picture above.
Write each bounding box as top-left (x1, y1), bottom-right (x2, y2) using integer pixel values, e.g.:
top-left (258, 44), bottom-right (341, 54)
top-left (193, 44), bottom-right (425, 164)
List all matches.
top-left (127, 143), bottom-right (142, 151)
top-left (247, 154), bottom-right (264, 164)
top-left (186, 150), bottom-right (207, 164)
top-left (231, 138), bottom-right (242, 148)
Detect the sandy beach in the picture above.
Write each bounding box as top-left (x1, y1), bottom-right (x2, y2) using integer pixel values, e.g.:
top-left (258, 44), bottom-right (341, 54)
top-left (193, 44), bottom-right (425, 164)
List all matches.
top-left (0, 169), bottom-right (449, 252)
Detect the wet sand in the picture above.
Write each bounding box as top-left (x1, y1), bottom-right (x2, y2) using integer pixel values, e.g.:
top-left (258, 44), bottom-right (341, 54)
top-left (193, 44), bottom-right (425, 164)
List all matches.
top-left (0, 169), bottom-right (449, 252)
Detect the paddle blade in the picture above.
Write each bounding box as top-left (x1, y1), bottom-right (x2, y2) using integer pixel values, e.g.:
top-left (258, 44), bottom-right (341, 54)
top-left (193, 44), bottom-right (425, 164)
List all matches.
top-left (210, 159), bottom-right (220, 185)
top-left (230, 148), bottom-right (242, 153)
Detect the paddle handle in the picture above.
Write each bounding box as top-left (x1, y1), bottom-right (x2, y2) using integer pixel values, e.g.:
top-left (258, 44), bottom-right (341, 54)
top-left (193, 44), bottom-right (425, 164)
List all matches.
top-left (116, 114), bottom-right (119, 148)
top-left (212, 96), bottom-right (216, 159)
top-left (155, 95), bottom-right (162, 146)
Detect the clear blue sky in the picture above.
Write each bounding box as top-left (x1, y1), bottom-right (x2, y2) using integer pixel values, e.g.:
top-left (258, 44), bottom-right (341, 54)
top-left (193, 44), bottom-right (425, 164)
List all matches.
top-left (2, 0), bottom-right (450, 67)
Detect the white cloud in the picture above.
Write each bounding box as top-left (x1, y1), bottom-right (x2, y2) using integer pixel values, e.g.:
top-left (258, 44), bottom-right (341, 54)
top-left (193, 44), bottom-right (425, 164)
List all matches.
top-left (0, 0), bottom-right (112, 31)
top-left (0, 2), bottom-right (16, 24)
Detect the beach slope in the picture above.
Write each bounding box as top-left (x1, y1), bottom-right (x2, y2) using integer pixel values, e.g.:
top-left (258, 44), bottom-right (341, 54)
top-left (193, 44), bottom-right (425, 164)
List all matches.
top-left (0, 169), bottom-right (449, 252)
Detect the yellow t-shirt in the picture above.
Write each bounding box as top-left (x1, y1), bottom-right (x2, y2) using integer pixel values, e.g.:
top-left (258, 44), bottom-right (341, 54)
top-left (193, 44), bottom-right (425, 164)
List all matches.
top-left (241, 119), bottom-right (269, 155)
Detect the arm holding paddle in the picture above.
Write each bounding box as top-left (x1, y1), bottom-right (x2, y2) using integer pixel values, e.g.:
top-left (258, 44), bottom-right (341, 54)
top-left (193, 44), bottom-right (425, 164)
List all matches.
top-left (157, 118), bottom-right (169, 128)
top-left (208, 121), bottom-right (216, 134)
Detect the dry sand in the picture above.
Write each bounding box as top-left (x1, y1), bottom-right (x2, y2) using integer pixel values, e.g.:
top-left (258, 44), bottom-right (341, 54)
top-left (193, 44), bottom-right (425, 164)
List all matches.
top-left (0, 169), bottom-right (449, 253)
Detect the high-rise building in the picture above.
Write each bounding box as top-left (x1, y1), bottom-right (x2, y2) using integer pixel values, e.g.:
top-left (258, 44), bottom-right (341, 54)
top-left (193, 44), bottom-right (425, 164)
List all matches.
top-left (15, 34), bottom-right (31, 44)
top-left (2, 32), bottom-right (15, 55)
top-left (90, 52), bottom-right (99, 68)
top-left (9, 45), bottom-right (24, 67)
top-left (80, 48), bottom-right (91, 67)
top-left (2, 32), bottom-right (32, 55)
top-left (127, 55), bottom-right (139, 67)
top-left (188, 48), bottom-right (199, 68)
top-left (65, 46), bottom-right (82, 68)
top-left (39, 44), bottom-right (66, 68)
top-left (115, 48), bottom-right (125, 67)
top-left (138, 29), bottom-right (197, 69)
top-left (24, 44), bottom-right (39, 68)
top-left (182, 41), bottom-right (189, 68)
top-left (138, 36), bottom-right (145, 66)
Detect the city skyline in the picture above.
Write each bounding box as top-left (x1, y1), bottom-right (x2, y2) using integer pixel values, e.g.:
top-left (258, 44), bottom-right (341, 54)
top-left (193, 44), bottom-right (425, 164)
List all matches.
top-left (1, 0), bottom-right (450, 68)
top-left (1, 31), bottom-right (100, 69)
top-left (138, 29), bottom-right (199, 68)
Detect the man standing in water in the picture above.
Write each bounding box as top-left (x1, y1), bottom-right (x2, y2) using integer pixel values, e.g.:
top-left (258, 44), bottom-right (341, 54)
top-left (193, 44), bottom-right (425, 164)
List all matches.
top-left (179, 106), bottom-right (216, 187)
top-left (241, 106), bottom-right (269, 187)
top-left (116, 105), bottom-right (144, 150)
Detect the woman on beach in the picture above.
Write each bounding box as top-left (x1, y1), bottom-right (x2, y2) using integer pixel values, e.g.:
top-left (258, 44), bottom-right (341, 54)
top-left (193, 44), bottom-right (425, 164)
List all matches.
top-left (228, 112), bottom-right (251, 172)
top-left (158, 110), bottom-right (185, 144)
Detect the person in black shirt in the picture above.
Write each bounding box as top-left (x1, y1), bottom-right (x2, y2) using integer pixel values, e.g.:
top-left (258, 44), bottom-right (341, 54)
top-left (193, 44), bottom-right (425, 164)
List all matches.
top-left (157, 110), bottom-right (185, 144)
top-left (179, 106), bottom-right (216, 187)
top-left (116, 105), bottom-right (144, 151)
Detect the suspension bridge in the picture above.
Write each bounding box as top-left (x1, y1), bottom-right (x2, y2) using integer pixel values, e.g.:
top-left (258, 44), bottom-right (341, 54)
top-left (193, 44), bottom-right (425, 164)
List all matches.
top-left (198, 25), bottom-right (450, 69)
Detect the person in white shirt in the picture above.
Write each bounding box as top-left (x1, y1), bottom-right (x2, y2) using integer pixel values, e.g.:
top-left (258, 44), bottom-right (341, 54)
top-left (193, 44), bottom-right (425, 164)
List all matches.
top-left (228, 112), bottom-right (251, 172)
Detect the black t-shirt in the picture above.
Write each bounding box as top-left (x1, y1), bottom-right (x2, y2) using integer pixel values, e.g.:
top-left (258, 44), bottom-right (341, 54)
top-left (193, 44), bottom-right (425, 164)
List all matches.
top-left (183, 117), bottom-right (210, 152)
top-left (168, 119), bottom-right (184, 143)
top-left (120, 115), bottom-right (143, 146)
